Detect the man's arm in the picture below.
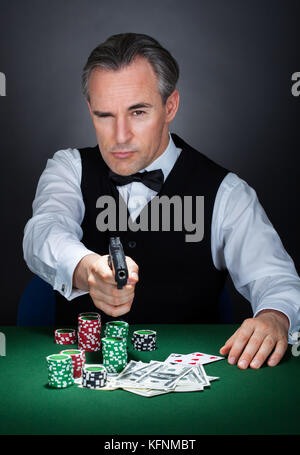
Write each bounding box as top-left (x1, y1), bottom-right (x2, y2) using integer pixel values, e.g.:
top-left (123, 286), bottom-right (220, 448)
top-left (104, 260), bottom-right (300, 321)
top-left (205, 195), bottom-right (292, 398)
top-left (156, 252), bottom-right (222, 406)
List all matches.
top-left (23, 148), bottom-right (97, 300)
top-left (23, 148), bottom-right (139, 316)
top-left (212, 172), bottom-right (300, 368)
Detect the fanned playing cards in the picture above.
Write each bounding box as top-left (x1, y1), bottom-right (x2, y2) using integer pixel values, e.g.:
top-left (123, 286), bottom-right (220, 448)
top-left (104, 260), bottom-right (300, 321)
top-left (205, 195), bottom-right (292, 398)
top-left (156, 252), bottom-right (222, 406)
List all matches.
top-left (164, 352), bottom-right (224, 366)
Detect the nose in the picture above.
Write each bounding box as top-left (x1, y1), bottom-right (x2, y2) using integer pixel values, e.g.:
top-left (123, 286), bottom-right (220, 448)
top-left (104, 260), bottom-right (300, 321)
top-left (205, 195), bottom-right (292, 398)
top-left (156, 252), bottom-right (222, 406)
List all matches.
top-left (115, 115), bottom-right (133, 145)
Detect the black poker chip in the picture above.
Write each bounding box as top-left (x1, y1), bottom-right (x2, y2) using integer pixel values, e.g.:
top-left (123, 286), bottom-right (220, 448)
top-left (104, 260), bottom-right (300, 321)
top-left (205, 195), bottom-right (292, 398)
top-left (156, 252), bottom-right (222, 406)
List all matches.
top-left (82, 365), bottom-right (107, 389)
top-left (131, 330), bottom-right (157, 351)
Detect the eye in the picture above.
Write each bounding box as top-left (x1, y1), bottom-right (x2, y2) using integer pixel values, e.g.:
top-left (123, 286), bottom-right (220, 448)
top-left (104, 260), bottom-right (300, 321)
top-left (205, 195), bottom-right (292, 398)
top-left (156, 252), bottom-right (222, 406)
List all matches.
top-left (96, 113), bottom-right (111, 118)
top-left (133, 110), bottom-right (145, 116)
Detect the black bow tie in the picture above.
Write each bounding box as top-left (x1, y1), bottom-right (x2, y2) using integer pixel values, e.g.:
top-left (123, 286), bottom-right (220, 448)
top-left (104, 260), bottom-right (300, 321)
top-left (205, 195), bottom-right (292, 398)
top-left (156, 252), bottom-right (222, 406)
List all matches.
top-left (108, 169), bottom-right (164, 192)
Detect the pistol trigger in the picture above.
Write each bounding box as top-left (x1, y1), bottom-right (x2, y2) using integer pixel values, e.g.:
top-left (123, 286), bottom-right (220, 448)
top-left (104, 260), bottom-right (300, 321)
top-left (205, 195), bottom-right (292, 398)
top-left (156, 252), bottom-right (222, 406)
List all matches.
top-left (108, 255), bottom-right (112, 269)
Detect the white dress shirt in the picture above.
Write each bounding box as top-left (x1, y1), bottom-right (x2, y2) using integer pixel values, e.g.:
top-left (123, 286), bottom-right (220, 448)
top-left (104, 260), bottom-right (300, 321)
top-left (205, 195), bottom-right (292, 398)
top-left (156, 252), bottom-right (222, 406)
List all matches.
top-left (23, 132), bottom-right (300, 342)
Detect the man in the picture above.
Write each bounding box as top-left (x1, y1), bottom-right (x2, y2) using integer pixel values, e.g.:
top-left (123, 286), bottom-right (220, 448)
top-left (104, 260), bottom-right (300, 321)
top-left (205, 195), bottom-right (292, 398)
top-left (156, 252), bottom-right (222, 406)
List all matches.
top-left (23, 33), bottom-right (300, 370)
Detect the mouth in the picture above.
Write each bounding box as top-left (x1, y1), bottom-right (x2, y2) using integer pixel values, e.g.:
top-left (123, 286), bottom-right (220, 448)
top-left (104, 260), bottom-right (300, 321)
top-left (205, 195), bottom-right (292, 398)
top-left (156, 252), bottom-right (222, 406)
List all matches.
top-left (112, 150), bottom-right (136, 159)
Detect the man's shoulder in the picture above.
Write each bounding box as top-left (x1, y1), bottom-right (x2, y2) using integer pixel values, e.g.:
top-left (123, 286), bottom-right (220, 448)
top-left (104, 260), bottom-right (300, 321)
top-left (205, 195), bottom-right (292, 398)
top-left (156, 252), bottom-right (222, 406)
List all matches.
top-left (171, 132), bottom-right (229, 175)
top-left (53, 144), bottom-right (98, 159)
top-left (53, 147), bottom-right (81, 161)
top-left (49, 147), bottom-right (83, 182)
top-left (53, 144), bottom-right (101, 167)
top-left (51, 147), bottom-right (82, 170)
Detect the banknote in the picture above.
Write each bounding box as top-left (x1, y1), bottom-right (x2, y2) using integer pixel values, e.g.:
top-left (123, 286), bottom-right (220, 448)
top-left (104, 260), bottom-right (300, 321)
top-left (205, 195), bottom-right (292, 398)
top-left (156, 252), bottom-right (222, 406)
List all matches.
top-left (122, 387), bottom-right (169, 397)
top-left (173, 367), bottom-right (206, 392)
top-left (115, 360), bottom-right (161, 388)
top-left (77, 360), bottom-right (220, 396)
top-left (133, 362), bottom-right (192, 390)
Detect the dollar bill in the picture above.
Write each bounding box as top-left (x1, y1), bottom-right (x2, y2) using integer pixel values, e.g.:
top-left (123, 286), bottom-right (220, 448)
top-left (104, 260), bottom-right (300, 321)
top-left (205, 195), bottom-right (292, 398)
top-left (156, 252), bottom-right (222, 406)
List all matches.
top-left (173, 367), bottom-right (206, 392)
top-left (115, 360), bottom-right (161, 388)
top-left (122, 387), bottom-right (169, 397)
top-left (77, 360), bottom-right (220, 395)
top-left (133, 362), bottom-right (192, 390)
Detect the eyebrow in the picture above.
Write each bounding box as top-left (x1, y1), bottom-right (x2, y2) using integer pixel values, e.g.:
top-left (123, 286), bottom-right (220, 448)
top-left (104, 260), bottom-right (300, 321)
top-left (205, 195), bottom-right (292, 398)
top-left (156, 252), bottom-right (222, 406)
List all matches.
top-left (92, 102), bottom-right (153, 117)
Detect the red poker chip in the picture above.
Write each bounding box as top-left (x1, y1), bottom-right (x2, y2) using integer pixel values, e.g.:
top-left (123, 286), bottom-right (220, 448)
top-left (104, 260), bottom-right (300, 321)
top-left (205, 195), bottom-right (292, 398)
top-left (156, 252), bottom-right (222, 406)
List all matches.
top-left (54, 329), bottom-right (77, 345)
top-left (60, 349), bottom-right (86, 378)
top-left (78, 314), bottom-right (101, 352)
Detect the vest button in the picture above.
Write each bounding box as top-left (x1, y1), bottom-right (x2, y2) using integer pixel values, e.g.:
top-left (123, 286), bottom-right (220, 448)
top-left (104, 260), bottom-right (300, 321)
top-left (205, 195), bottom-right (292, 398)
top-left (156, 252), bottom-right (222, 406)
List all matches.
top-left (128, 241), bottom-right (136, 248)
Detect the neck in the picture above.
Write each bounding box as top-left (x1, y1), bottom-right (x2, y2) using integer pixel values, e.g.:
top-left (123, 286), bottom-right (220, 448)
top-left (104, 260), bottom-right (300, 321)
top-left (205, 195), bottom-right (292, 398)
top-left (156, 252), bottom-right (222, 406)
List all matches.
top-left (147, 128), bottom-right (170, 167)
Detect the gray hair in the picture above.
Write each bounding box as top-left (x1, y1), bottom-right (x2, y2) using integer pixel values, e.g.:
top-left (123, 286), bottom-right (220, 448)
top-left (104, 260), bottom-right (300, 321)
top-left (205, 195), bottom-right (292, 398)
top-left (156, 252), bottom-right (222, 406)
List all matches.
top-left (82, 33), bottom-right (179, 105)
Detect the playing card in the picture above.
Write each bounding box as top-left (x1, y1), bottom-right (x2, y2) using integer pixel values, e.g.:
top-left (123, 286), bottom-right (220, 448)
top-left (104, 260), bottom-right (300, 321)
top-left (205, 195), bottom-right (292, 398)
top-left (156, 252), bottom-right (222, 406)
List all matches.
top-left (164, 352), bottom-right (224, 366)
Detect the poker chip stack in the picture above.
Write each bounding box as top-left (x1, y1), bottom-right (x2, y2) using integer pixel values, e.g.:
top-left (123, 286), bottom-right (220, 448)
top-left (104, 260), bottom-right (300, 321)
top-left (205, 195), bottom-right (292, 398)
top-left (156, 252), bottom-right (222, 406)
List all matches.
top-left (78, 313), bottom-right (101, 351)
top-left (102, 337), bottom-right (128, 373)
top-left (46, 354), bottom-right (74, 388)
top-left (82, 364), bottom-right (107, 388)
top-left (131, 330), bottom-right (157, 351)
top-left (54, 328), bottom-right (77, 345)
top-left (105, 321), bottom-right (129, 344)
top-left (60, 349), bottom-right (86, 378)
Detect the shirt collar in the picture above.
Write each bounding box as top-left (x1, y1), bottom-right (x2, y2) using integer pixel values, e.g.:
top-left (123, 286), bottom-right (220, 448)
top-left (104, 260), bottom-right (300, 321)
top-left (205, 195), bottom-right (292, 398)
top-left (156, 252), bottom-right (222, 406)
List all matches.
top-left (141, 131), bottom-right (182, 181)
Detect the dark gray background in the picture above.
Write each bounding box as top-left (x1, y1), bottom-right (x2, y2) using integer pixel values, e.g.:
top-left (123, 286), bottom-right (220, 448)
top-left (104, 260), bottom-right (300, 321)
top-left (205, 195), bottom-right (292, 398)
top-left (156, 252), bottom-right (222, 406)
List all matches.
top-left (0, 0), bottom-right (299, 324)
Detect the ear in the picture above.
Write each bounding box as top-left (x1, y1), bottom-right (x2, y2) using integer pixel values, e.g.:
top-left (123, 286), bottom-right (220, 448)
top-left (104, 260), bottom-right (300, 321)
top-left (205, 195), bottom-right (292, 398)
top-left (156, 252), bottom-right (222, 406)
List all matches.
top-left (165, 89), bottom-right (180, 123)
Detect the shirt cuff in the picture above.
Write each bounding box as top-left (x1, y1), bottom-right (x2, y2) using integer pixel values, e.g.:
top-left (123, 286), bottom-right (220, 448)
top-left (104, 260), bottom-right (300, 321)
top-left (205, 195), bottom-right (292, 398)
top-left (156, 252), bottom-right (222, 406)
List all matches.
top-left (253, 304), bottom-right (298, 345)
top-left (53, 244), bottom-right (97, 301)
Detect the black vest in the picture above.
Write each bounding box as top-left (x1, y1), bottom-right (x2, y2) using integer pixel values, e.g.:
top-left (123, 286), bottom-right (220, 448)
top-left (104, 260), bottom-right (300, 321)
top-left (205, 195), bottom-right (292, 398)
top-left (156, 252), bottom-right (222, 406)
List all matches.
top-left (55, 133), bottom-right (229, 326)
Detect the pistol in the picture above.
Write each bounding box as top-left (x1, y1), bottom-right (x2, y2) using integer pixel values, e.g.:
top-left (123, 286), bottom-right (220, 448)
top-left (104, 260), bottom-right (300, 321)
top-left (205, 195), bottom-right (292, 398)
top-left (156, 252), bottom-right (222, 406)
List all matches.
top-left (108, 237), bottom-right (128, 289)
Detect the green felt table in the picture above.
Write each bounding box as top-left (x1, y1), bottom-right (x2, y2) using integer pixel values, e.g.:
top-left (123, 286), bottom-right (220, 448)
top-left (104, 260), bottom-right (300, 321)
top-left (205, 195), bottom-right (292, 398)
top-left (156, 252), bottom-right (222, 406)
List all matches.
top-left (0, 324), bottom-right (299, 435)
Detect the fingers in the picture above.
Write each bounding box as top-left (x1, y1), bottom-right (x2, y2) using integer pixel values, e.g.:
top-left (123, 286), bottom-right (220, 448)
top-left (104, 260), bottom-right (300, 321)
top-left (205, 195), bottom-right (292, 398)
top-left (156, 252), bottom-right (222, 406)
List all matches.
top-left (89, 275), bottom-right (135, 305)
top-left (238, 333), bottom-right (274, 369)
top-left (89, 255), bottom-right (138, 294)
top-left (240, 336), bottom-right (287, 369)
top-left (88, 254), bottom-right (139, 317)
top-left (219, 316), bottom-right (289, 369)
top-left (220, 320), bottom-right (255, 366)
top-left (92, 278), bottom-right (134, 300)
top-left (126, 256), bottom-right (139, 284)
top-left (266, 339), bottom-right (288, 367)
top-left (90, 284), bottom-right (135, 317)
top-left (90, 255), bottom-right (115, 285)
top-left (219, 333), bottom-right (236, 355)
top-left (93, 297), bottom-right (134, 318)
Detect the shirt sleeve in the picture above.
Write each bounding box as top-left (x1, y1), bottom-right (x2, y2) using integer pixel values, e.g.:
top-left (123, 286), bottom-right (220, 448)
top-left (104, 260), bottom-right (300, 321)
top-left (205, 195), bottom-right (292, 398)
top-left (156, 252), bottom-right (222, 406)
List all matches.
top-left (22, 148), bottom-right (96, 301)
top-left (212, 172), bottom-right (300, 344)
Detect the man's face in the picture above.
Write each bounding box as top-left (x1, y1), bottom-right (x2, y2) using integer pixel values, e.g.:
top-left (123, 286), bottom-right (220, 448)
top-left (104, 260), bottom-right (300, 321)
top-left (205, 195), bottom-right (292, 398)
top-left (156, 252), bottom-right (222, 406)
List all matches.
top-left (87, 56), bottom-right (179, 175)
